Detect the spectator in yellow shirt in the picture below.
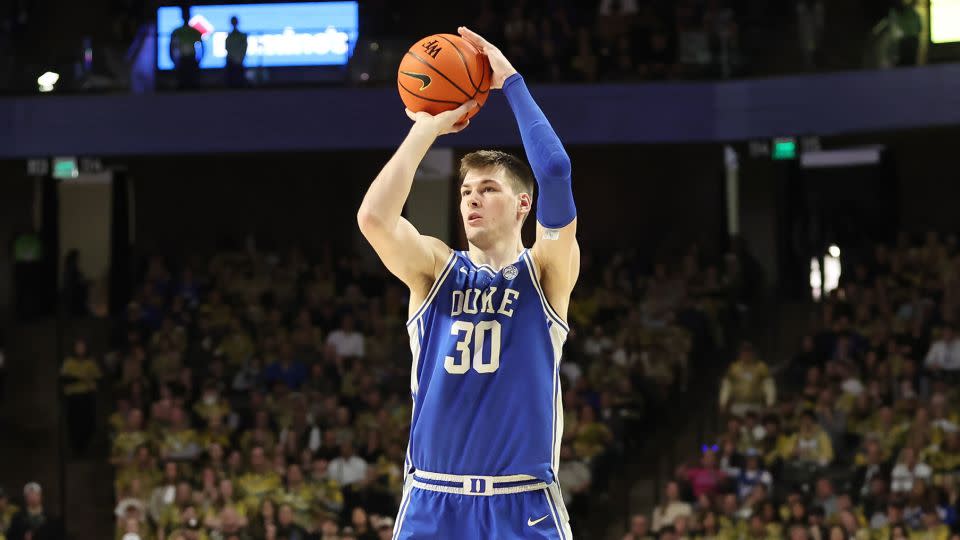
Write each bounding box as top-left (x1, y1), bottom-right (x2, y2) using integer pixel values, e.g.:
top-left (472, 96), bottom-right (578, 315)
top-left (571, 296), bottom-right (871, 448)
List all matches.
top-left (308, 456), bottom-right (344, 520)
top-left (720, 342), bottom-right (776, 417)
top-left (572, 405), bottom-right (613, 461)
top-left (785, 410), bottom-right (834, 469)
top-left (193, 381), bottom-right (232, 427)
top-left (111, 409), bottom-right (150, 466)
top-left (198, 413), bottom-right (231, 449)
top-left (237, 446), bottom-right (282, 514)
top-left (0, 487), bottom-right (19, 539)
top-left (240, 410), bottom-right (277, 456)
top-left (158, 407), bottom-right (201, 462)
top-left (274, 463), bottom-right (313, 530)
top-left (909, 506), bottom-right (950, 540)
top-left (61, 338), bottom-right (102, 456)
top-left (218, 318), bottom-right (255, 369)
top-left (115, 444), bottom-right (161, 497)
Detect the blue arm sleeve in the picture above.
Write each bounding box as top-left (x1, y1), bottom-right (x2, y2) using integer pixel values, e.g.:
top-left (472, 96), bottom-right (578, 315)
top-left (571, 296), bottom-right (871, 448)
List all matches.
top-left (503, 73), bottom-right (576, 229)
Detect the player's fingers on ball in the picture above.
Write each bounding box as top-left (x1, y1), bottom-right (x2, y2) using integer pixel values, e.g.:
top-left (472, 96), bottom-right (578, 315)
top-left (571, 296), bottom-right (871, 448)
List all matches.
top-left (451, 120), bottom-right (469, 133)
top-left (459, 26), bottom-right (487, 47)
top-left (405, 109), bottom-right (417, 122)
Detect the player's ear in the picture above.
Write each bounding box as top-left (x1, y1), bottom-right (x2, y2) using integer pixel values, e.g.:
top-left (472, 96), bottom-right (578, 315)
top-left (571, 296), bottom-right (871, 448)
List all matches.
top-left (517, 192), bottom-right (531, 216)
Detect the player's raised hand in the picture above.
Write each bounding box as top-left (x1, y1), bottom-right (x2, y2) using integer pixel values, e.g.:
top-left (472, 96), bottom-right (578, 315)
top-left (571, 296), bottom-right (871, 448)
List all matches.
top-left (457, 26), bottom-right (517, 89)
top-left (405, 100), bottom-right (477, 136)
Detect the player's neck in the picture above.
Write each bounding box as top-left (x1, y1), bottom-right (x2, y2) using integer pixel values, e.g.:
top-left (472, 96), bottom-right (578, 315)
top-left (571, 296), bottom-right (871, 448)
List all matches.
top-left (466, 238), bottom-right (524, 271)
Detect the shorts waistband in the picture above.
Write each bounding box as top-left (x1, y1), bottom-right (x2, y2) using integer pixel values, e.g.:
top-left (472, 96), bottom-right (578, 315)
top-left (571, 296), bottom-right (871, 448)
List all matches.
top-left (410, 470), bottom-right (549, 496)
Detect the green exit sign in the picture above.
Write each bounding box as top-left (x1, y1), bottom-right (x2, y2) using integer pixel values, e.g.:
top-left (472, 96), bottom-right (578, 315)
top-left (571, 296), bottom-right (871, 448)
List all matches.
top-left (52, 157), bottom-right (78, 179)
top-left (772, 138), bottom-right (797, 160)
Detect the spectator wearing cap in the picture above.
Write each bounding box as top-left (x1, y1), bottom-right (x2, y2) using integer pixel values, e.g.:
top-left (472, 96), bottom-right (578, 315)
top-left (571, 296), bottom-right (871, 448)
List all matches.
top-left (7, 482), bottom-right (64, 540)
top-left (720, 342), bottom-right (776, 417)
top-left (652, 481), bottom-right (692, 533)
top-left (0, 486), bottom-right (18, 537)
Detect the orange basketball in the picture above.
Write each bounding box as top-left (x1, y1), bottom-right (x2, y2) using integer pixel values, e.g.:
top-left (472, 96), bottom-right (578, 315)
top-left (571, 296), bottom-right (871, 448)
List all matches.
top-left (397, 34), bottom-right (492, 121)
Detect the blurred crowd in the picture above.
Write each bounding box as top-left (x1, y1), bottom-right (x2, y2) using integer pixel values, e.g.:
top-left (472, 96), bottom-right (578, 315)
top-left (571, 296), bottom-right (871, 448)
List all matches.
top-left (0, 219), bottom-right (718, 540)
top-left (27, 235), bottom-right (753, 539)
top-left (625, 231), bottom-right (960, 540)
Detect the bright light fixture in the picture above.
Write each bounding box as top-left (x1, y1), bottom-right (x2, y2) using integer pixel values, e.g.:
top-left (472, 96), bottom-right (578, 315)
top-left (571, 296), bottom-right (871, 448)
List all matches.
top-left (38, 71), bottom-right (60, 92)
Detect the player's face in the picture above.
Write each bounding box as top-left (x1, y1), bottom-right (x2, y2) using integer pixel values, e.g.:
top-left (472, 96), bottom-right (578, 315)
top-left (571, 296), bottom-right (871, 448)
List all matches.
top-left (459, 168), bottom-right (527, 247)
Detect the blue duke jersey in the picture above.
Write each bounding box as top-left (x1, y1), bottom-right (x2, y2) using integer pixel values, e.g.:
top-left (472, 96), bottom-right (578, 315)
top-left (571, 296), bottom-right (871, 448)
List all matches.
top-left (405, 248), bottom-right (569, 482)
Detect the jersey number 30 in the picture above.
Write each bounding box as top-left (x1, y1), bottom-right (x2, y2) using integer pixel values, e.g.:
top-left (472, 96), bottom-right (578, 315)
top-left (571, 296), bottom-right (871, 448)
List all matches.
top-left (444, 320), bottom-right (501, 374)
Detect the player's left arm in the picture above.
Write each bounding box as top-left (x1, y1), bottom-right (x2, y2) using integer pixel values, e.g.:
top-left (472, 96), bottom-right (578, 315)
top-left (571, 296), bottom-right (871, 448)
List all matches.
top-left (459, 27), bottom-right (580, 319)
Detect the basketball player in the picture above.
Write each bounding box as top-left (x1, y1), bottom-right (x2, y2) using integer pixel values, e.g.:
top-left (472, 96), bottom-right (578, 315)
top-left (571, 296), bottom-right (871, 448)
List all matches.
top-left (357, 27), bottom-right (578, 539)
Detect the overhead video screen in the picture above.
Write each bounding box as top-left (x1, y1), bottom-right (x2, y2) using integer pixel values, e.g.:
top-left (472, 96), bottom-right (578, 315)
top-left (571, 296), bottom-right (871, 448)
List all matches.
top-left (156, 1), bottom-right (359, 69)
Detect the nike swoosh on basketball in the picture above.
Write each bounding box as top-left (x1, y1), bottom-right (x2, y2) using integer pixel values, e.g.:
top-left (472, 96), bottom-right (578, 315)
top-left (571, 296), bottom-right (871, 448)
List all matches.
top-left (400, 71), bottom-right (432, 91)
top-left (527, 515), bottom-right (549, 527)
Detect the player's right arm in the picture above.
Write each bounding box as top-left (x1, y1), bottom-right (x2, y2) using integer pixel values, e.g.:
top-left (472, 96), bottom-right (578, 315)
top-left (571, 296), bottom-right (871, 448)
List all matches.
top-left (357, 101), bottom-right (477, 292)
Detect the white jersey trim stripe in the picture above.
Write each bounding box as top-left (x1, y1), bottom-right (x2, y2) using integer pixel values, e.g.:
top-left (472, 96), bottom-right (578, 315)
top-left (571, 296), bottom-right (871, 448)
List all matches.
top-left (392, 477), bottom-right (414, 540)
top-left (546, 483), bottom-right (572, 539)
top-left (543, 488), bottom-right (566, 539)
top-left (552, 358), bottom-right (563, 472)
top-left (458, 250), bottom-right (505, 275)
top-left (410, 479), bottom-right (547, 496)
top-left (406, 251), bottom-right (457, 327)
top-left (414, 470), bottom-right (539, 483)
top-left (521, 251), bottom-right (570, 333)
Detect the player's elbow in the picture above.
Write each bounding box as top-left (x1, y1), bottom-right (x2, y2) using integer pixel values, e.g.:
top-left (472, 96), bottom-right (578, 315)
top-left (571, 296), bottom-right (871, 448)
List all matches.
top-left (541, 150), bottom-right (571, 182)
top-left (356, 208), bottom-right (385, 236)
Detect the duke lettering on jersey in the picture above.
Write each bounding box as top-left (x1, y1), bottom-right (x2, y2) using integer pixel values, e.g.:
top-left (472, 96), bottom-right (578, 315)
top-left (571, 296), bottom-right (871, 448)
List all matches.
top-left (450, 287), bottom-right (520, 317)
top-left (406, 250), bottom-right (569, 482)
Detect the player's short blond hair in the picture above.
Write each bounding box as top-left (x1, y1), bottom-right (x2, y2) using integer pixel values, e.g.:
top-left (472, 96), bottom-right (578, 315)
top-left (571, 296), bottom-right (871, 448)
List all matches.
top-left (459, 150), bottom-right (535, 198)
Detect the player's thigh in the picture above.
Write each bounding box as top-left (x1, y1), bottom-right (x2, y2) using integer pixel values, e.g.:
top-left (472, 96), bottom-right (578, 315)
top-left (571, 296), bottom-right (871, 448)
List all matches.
top-left (513, 487), bottom-right (573, 540)
top-left (394, 488), bottom-right (473, 540)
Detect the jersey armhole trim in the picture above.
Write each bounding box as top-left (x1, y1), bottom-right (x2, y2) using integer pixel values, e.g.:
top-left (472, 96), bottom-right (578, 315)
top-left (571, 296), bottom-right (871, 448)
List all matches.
top-left (522, 251), bottom-right (571, 333)
top-left (406, 251), bottom-right (457, 327)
